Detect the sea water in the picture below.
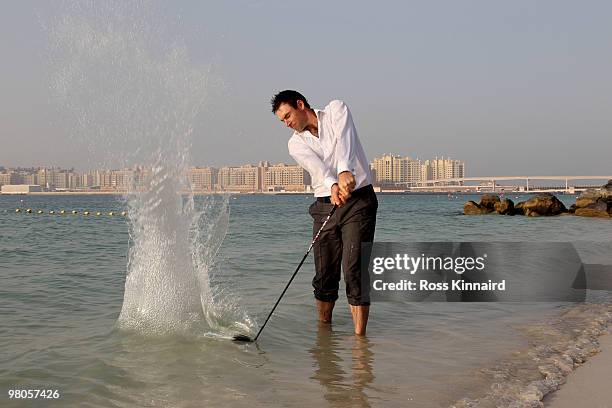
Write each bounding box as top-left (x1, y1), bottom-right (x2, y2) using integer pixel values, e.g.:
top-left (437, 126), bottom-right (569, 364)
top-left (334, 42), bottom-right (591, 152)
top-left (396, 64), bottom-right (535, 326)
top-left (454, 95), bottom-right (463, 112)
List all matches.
top-left (1, 193), bottom-right (611, 407)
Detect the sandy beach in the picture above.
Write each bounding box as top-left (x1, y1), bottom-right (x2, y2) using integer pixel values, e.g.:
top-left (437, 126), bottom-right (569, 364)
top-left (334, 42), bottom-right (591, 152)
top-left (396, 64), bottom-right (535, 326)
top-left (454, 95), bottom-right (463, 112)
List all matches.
top-left (545, 329), bottom-right (612, 408)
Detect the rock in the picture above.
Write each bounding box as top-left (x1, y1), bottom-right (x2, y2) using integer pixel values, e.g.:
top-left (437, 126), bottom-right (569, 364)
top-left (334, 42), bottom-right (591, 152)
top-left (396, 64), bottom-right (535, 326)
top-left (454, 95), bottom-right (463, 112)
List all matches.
top-left (497, 199), bottom-right (515, 214)
top-left (480, 194), bottom-right (501, 211)
top-left (576, 196), bottom-right (598, 208)
top-left (495, 198), bottom-right (515, 215)
top-left (586, 201), bottom-right (607, 212)
top-left (574, 206), bottom-right (610, 218)
top-left (464, 200), bottom-right (493, 215)
top-left (463, 194), bottom-right (503, 215)
top-left (572, 181), bottom-right (612, 218)
top-left (520, 193), bottom-right (567, 216)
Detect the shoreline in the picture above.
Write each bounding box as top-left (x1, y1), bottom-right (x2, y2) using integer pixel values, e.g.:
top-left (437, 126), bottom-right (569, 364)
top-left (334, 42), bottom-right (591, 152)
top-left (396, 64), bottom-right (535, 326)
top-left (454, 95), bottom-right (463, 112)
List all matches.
top-left (452, 304), bottom-right (612, 408)
top-left (545, 329), bottom-right (612, 407)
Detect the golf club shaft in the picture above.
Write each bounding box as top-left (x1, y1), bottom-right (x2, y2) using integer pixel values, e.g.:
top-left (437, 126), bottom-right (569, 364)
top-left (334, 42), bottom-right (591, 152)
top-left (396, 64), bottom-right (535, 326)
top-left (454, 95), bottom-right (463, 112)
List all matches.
top-left (253, 205), bottom-right (336, 342)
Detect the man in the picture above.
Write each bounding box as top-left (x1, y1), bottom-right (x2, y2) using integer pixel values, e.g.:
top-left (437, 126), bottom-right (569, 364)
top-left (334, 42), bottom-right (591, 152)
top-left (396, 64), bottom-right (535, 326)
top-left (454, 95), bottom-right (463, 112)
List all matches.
top-left (271, 90), bottom-right (378, 335)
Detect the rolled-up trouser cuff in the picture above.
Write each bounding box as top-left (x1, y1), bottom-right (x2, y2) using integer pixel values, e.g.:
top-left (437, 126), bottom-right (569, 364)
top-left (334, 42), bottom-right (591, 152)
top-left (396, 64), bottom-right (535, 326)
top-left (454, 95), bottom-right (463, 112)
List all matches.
top-left (347, 298), bottom-right (371, 306)
top-left (314, 290), bottom-right (339, 303)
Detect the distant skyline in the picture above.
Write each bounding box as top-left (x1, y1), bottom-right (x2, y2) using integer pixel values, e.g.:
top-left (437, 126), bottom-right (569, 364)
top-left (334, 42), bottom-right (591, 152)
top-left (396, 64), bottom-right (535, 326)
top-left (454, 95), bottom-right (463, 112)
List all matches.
top-left (1, 1), bottom-right (611, 175)
top-left (2, 153), bottom-right (465, 173)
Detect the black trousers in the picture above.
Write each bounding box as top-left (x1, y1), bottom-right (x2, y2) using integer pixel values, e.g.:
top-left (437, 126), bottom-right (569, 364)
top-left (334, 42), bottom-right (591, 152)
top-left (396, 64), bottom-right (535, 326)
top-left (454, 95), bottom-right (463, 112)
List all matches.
top-left (308, 185), bottom-right (378, 306)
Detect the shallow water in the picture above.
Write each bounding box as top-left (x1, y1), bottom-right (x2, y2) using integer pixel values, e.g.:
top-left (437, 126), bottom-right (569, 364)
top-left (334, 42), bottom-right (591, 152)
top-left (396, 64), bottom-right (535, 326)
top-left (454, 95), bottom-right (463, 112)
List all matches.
top-left (1, 193), bottom-right (611, 407)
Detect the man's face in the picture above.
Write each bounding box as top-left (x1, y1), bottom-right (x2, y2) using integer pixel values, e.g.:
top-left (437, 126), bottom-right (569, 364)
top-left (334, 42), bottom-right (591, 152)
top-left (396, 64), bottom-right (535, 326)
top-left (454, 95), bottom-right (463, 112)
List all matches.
top-left (275, 101), bottom-right (308, 132)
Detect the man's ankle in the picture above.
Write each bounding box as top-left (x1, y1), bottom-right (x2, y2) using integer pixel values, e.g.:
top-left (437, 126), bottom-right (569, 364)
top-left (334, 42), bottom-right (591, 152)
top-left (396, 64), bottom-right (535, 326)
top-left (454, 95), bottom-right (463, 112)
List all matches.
top-left (316, 300), bottom-right (335, 323)
top-left (350, 305), bottom-right (369, 335)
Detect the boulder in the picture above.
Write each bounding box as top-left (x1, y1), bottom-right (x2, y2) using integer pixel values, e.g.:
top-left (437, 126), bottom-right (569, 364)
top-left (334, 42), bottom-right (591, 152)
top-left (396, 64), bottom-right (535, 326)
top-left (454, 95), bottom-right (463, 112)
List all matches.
top-left (464, 200), bottom-right (493, 215)
top-left (574, 200), bottom-right (610, 218)
top-left (572, 180), bottom-right (612, 219)
top-left (463, 194), bottom-right (503, 215)
top-left (479, 194), bottom-right (501, 211)
top-left (519, 193), bottom-right (567, 216)
top-left (574, 207), bottom-right (610, 218)
top-left (576, 196), bottom-right (598, 208)
top-left (494, 198), bottom-right (515, 215)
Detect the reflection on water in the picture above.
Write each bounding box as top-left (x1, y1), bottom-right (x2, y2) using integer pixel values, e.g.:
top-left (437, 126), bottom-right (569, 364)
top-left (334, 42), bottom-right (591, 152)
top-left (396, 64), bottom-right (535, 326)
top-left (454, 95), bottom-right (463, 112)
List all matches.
top-left (310, 323), bottom-right (374, 408)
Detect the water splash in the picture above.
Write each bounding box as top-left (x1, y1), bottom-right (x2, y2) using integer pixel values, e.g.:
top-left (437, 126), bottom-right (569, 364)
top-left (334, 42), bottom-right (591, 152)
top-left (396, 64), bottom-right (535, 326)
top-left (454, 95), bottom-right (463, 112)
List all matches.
top-left (48, 0), bottom-right (206, 169)
top-left (47, 0), bottom-right (251, 337)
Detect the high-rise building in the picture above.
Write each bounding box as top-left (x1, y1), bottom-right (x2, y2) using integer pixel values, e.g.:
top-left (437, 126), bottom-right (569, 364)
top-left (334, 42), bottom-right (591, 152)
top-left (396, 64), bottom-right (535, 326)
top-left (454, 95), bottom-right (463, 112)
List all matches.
top-left (370, 154), bottom-right (396, 184)
top-left (80, 172), bottom-right (96, 188)
top-left (51, 170), bottom-right (69, 189)
top-left (187, 167), bottom-right (218, 191)
top-left (217, 164), bottom-right (261, 192)
top-left (423, 157), bottom-right (465, 184)
top-left (97, 169), bottom-right (133, 190)
top-left (371, 154), bottom-right (465, 186)
top-left (0, 172), bottom-right (21, 187)
top-left (23, 173), bottom-right (38, 186)
top-left (262, 163), bottom-right (311, 192)
top-left (370, 154), bottom-right (422, 185)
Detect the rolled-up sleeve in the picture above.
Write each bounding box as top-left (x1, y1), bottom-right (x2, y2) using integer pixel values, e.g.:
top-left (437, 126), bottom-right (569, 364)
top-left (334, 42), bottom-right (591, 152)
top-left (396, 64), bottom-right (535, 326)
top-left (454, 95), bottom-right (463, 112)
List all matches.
top-left (330, 100), bottom-right (357, 176)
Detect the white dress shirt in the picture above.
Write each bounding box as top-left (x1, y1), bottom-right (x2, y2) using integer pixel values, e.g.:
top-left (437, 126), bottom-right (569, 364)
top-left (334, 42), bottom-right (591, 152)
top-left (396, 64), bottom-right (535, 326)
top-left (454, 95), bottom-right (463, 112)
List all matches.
top-left (288, 100), bottom-right (372, 197)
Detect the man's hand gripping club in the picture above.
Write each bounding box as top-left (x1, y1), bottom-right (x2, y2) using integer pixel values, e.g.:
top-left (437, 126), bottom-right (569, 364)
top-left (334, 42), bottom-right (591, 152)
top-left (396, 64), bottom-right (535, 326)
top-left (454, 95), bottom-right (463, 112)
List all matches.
top-left (331, 171), bottom-right (356, 207)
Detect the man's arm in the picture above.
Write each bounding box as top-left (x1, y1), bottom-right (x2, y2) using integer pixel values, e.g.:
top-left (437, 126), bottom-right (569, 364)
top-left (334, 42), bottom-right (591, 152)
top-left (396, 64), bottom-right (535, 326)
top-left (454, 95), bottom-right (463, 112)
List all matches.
top-left (330, 100), bottom-right (357, 197)
top-left (288, 137), bottom-right (347, 206)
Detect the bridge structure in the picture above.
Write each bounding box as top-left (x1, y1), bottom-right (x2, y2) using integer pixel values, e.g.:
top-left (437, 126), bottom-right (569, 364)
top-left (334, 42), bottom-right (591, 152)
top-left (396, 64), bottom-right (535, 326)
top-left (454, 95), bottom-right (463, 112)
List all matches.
top-left (404, 176), bottom-right (612, 193)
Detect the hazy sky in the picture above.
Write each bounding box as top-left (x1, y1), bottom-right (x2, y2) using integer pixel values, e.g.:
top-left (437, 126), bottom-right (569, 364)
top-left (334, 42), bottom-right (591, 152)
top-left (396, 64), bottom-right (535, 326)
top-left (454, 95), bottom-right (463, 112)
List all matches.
top-left (1, 0), bottom-right (611, 176)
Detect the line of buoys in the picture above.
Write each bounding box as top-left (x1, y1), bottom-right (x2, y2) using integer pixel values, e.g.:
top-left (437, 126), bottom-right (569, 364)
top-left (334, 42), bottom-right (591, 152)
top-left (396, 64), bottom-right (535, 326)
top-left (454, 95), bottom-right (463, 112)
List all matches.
top-left (14, 209), bottom-right (127, 217)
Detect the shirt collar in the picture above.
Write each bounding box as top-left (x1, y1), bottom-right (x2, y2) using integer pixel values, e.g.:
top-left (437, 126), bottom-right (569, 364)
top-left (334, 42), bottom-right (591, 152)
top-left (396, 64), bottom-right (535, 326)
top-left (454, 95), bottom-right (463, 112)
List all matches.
top-left (295, 108), bottom-right (323, 139)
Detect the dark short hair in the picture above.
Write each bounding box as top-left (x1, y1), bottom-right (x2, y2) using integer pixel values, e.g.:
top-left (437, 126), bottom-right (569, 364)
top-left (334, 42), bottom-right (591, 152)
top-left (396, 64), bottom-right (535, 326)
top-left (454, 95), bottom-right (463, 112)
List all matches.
top-left (270, 90), bottom-right (310, 113)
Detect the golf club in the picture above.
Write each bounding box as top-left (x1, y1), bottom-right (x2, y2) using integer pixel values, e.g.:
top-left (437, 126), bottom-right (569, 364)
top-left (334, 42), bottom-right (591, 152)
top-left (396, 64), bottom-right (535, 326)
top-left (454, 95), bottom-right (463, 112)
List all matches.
top-left (233, 204), bottom-right (337, 343)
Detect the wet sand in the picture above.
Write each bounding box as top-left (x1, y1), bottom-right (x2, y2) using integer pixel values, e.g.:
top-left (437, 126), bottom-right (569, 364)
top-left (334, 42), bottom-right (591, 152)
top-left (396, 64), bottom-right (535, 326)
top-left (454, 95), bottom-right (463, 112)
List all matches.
top-left (450, 304), bottom-right (612, 408)
top-left (545, 329), bottom-right (612, 408)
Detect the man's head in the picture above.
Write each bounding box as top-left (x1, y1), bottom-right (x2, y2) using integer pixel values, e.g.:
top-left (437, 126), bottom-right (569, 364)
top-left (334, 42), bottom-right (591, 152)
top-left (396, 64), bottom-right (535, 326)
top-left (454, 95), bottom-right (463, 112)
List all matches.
top-left (271, 90), bottom-right (311, 132)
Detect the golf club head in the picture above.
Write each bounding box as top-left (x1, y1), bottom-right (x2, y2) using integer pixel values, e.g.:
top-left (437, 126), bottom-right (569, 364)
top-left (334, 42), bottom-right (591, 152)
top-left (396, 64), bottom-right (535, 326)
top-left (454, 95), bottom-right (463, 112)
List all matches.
top-left (232, 334), bottom-right (253, 343)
